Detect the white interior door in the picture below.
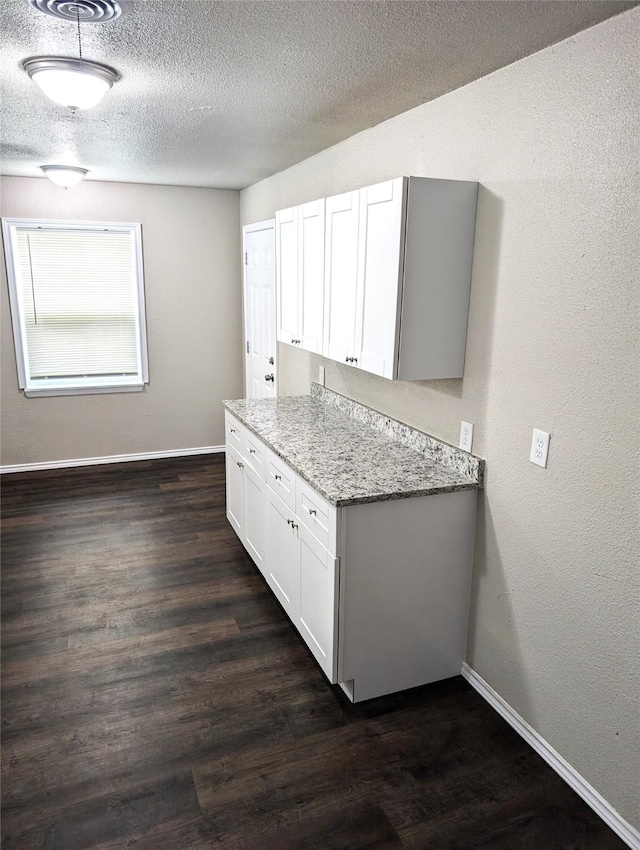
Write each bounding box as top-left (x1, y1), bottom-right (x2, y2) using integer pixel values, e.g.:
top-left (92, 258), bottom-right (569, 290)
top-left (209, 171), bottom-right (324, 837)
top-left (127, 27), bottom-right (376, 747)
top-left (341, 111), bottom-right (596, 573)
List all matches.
top-left (244, 220), bottom-right (276, 399)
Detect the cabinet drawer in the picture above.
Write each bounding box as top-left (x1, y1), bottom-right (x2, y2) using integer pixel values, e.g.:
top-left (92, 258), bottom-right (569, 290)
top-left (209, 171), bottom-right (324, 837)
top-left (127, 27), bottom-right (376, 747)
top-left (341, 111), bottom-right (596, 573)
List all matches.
top-left (265, 447), bottom-right (295, 510)
top-left (243, 431), bottom-right (265, 479)
top-left (296, 477), bottom-right (337, 556)
top-left (225, 411), bottom-right (245, 454)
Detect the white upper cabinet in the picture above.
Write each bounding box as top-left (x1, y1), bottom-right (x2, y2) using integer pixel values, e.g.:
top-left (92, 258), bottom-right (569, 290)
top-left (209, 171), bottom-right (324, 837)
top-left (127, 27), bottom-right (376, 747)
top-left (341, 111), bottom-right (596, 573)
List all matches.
top-left (395, 177), bottom-right (478, 381)
top-left (298, 200), bottom-right (325, 353)
top-left (323, 191), bottom-right (360, 365)
top-left (276, 200), bottom-right (325, 353)
top-left (276, 176), bottom-right (478, 380)
top-left (275, 206), bottom-right (299, 345)
top-left (352, 176), bottom-right (479, 380)
top-left (355, 178), bottom-right (405, 380)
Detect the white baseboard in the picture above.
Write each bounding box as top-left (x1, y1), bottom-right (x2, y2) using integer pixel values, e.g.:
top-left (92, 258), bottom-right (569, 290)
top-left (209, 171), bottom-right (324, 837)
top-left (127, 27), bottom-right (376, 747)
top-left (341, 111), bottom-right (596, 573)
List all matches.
top-left (461, 663), bottom-right (640, 849)
top-left (0, 445), bottom-right (225, 474)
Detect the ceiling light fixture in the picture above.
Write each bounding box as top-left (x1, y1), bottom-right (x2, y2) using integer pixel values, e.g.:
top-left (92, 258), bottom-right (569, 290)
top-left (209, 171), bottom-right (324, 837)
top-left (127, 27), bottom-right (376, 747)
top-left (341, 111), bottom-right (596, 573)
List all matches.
top-left (23, 1), bottom-right (120, 110)
top-left (41, 165), bottom-right (89, 187)
top-left (24, 56), bottom-right (118, 109)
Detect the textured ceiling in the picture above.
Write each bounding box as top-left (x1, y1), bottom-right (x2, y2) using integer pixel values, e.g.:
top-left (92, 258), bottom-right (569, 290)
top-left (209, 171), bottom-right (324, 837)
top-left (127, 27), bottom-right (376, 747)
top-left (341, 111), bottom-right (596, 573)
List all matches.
top-left (0, 0), bottom-right (635, 189)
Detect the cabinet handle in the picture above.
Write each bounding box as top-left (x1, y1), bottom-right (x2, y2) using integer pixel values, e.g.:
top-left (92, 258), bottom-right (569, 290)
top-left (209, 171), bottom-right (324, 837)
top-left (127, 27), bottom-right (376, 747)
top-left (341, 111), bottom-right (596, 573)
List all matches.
top-left (265, 373), bottom-right (274, 382)
top-left (308, 509), bottom-right (317, 517)
top-left (274, 474), bottom-right (282, 481)
top-left (291, 523), bottom-right (298, 530)
top-left (236, 461), bottom-right (244, 469)
top-left (249, 448), bottom-right (256, 454)
top-left (353, 357), bottom-right (358, 364)
top-left (268, 356), bottom-right (274, 365)
top-left (287, 519), bottom-right (292, 526)
top-left (230, 428), bottom-right (236, 433)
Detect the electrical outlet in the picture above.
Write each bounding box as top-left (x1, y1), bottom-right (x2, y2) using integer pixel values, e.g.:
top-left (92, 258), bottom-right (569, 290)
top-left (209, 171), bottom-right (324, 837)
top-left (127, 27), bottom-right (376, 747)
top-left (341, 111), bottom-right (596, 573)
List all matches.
top-left (459, 421), bottom-right (473, 452)
top-left (530, 429), bottom-right (550, 468)
top-left (318, 365), bottom-right (325, 386)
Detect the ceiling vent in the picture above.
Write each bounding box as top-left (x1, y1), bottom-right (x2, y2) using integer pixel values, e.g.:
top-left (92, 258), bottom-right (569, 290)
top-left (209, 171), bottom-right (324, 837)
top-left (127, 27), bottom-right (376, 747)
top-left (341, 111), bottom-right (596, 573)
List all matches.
top-left (27, 0), bottom-right (130, 23)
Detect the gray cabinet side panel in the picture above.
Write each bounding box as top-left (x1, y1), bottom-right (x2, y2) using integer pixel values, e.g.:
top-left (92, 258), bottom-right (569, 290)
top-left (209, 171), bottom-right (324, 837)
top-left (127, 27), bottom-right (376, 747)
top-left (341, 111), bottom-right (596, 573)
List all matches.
top-left (339, 489), bottom-right (478, 702)
top-left (398, 178), bottom-right (478, 380)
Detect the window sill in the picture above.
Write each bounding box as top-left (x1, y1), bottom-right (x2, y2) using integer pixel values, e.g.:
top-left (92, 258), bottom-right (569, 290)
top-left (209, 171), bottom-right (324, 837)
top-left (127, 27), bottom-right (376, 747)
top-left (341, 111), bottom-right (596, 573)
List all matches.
top-left (24, 384), bottom-right (146, 398)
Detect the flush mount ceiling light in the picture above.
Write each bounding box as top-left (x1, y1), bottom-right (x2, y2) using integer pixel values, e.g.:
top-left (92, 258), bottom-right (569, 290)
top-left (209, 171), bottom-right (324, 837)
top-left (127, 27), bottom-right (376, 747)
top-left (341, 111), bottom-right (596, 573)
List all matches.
top-left (41, 164), bottom-right (89, 187)
top-left (23, 56), bottom-right (119, 110)
top-left (23, 0), bottom-right (124, 110)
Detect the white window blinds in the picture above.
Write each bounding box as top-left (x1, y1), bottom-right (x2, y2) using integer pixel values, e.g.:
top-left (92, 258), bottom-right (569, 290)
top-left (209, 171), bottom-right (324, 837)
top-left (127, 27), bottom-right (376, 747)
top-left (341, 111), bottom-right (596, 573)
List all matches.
top-left (3, 219), bottom-right (148, 397)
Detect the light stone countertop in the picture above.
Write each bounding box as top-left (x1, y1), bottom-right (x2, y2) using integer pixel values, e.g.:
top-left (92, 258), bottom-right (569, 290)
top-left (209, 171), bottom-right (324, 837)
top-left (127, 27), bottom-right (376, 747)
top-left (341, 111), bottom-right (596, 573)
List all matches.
top-left (223, 386), bottom-right (483, 508)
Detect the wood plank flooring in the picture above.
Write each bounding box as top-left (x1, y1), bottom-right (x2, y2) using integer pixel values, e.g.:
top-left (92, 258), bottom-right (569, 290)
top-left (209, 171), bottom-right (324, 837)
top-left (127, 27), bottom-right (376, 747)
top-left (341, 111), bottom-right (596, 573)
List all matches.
top-left (1, 455), bottom-right (626, 849)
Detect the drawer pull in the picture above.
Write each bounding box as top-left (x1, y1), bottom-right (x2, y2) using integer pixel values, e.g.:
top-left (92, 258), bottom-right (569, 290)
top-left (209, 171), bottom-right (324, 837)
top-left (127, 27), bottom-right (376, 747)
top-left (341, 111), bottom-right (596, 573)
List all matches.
top-left (236, 461), bottom-right (244, 469)
top-left (274, 474), bottom-right (282, 481)
top-left (287, 519), bottom-right (292, 526)
top-left (308, 509), bottom-right (317, 517)
top-left (249, 449), bottom-right (256, 454)
top-left (230, 427), bottom-right (236, 433)
top-left (291, 523), bottom-right (298, 530)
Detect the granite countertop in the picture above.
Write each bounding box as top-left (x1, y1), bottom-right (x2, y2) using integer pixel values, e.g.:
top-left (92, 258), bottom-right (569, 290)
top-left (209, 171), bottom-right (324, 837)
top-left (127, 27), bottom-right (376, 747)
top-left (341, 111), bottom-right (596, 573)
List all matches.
top-left (223, 385), bottom-right (483, 507)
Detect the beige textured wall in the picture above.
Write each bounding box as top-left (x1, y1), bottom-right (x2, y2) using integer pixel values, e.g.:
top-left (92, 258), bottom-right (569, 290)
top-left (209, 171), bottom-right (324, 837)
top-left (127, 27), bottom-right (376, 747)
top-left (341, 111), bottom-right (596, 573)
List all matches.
top-left (1, 177), bottom-right (242, 464)
top-left (241, 10), bottom-right (640, 829)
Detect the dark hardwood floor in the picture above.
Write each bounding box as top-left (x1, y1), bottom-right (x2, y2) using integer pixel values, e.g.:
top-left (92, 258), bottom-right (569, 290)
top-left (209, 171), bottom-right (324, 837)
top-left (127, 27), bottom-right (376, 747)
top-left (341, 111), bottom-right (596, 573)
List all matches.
top-left (1, 455), bottom-right (626, 849)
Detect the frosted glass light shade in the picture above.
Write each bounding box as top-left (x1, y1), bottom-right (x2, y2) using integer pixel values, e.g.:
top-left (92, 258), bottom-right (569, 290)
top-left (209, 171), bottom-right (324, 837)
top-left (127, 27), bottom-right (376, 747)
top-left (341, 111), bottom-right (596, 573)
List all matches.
top-left (41, 165), bottom-right (89, 187)
top-left (23, 57), bottom-right (118, 110)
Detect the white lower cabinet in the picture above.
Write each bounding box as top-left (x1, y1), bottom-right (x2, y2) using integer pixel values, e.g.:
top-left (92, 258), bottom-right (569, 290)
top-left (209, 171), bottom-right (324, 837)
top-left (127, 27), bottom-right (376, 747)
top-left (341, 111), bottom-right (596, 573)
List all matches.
top-left (265, 486), bottom-right (300, 622)
top-left (225, 443), bottom-right (245, 539)
top-left (225, 441), bottom-right (267, 578)
top-left (266, 485), bottom-right (339, 683)
top-left (244, 464), bottom-right (267, 574)
top-left (225, 411), bottom-right (477, 702)
top-left (298, 523), bottom-right (338, 682)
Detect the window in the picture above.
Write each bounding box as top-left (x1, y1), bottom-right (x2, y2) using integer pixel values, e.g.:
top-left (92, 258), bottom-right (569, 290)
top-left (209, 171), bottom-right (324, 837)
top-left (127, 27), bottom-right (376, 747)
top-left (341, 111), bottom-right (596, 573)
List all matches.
top-left (2, 218), bottom-right (148, 397)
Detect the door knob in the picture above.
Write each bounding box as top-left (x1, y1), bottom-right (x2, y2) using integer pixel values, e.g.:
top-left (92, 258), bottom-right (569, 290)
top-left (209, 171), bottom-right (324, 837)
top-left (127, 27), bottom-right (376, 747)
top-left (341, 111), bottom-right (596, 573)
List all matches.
top-left (265, 373), bottom-right (274, 382)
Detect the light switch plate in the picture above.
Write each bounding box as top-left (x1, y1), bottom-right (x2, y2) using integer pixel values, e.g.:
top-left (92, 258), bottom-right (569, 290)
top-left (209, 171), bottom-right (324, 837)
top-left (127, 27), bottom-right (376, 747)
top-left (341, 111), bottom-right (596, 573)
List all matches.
top-left (459, 421), bottom-right (473, 452)
top-left (318, 365), bottom-right (325, 386)
top-left (530, 428), bottom-right (550, 468)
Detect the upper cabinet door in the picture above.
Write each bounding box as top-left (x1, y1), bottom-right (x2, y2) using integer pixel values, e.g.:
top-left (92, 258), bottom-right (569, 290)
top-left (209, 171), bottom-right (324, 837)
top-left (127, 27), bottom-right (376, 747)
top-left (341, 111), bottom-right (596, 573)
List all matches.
top-left (275, 206), bottom-right (299, 345)
top-left (354, 178), bottom-right (406, 380)
top-left (323, 191), bottom-right (359, 365)
top-left (298, 200), bottom-right (325, 354)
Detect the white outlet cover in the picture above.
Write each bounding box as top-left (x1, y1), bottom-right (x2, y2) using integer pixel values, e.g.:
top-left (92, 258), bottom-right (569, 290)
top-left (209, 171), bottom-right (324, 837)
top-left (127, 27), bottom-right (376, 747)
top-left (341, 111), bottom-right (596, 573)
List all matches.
top-left (530, 428), bottom-right (550, 468)
top-left (318, 365), bottom-right (325, 386)
top-left (459, 420), bottom-right (473, 452)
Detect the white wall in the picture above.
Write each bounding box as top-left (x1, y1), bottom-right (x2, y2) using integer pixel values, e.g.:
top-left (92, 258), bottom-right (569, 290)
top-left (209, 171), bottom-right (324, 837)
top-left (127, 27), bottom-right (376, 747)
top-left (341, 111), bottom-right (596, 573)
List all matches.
top-left (241, 9), bottom-right (640, 830)
top-left (1, 177), bottom-right (242, 465)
